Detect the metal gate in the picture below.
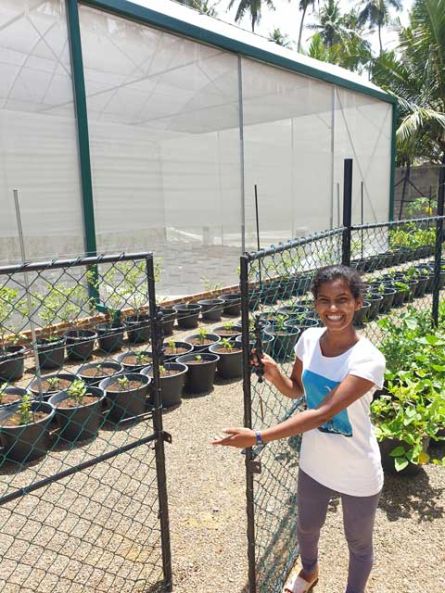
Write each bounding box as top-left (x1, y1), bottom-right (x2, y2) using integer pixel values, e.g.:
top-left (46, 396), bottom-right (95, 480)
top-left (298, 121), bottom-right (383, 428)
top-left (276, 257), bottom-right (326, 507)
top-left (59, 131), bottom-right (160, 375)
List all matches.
top-left (0, 253), bottom-right (171, 593)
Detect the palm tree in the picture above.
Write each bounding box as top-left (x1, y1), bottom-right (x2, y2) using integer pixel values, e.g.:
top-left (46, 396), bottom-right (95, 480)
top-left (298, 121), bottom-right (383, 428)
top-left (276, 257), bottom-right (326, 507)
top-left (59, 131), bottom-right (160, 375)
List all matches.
top-left (176, 0), bottom-right (218, 16)
top-left (268, 27), bottom-right (293, 48)
top-left (372, 0), bottom-right (445, 183)
top-left (228, 0), bottom-right (275, 32)
top-left (358, 0), bottom-right (402, 55)
top-left (308, 0), bottom-right (344, 48)
top-left (297, 0), bottom-right (317, 52)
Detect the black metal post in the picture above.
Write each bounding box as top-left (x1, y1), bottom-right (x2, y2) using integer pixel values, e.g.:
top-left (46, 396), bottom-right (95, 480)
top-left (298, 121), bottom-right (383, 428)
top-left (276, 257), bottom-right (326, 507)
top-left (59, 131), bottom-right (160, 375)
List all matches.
top-left (432, 165), bottom-right (445, 327)
top-left (240, 255), bottom-right (257, 593)
top-left (255, 184), bottom-right (262, 287)
top-left (342, 159), bottom-right (353, 266)
top-left (146, 255), bottom-right (173, 592)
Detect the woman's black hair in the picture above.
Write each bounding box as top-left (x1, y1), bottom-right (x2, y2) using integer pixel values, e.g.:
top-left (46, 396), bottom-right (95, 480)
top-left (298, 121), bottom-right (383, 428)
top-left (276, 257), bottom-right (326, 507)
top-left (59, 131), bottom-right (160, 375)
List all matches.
top-left (311, 265), bottom-right (364, 300)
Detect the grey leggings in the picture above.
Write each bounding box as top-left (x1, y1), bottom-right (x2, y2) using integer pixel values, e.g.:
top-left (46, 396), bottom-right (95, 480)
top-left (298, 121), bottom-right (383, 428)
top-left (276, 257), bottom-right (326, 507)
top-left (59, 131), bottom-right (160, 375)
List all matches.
top-left (297, 469), bottom-right (381, 593)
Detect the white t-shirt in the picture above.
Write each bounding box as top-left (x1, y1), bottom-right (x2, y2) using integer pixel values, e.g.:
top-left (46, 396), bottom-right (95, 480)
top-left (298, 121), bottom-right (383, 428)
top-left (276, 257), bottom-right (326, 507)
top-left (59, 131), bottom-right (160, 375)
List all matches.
top-left (294, 327), bottom-right (385, 497)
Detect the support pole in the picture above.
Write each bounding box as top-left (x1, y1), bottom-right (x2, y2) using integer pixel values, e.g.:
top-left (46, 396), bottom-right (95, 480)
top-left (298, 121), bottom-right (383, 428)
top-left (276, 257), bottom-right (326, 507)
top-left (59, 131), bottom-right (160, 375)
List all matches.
top-left (342, 159), bottom-right (353, 267)
top-left (432, 163), bottom-right (445, 327)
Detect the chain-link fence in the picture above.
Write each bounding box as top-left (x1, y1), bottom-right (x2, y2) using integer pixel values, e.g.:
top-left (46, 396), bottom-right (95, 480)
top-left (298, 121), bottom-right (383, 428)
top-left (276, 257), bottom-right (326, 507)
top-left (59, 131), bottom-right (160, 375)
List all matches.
top-left (0, 253), bottom-right (171, 593)
top-left (240, 213), bottom-right (445, 593)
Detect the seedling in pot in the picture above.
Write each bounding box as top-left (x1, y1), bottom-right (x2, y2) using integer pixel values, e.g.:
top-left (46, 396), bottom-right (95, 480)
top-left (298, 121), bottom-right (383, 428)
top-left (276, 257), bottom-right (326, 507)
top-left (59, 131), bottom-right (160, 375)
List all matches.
top-left (136, 351), bottom-right (151, 365)
top-left (194, 354), bottom-right (202, 362)
top-left (197, 327), bottom-right (208, 344)
top-left (67, 379), bottom-right (88, 406)
top-left (18, 393), bottom-right (33, 425)
top-left (220, 338), bottom-right (234, 352)
top-left (159, 365), bottom-right (167, 377)
top-left (46, 377), bottom-right (61, 391)
top-left (166, 339), bottom-right (177, 354)
top-left (0, 383), bottom-right (9, 405)
top-left (223, 321), bottom-right (234, 331)
top-left (117, 376), bottom-right (130, 390)
top-left (274, 315), bottom-right (288, 332)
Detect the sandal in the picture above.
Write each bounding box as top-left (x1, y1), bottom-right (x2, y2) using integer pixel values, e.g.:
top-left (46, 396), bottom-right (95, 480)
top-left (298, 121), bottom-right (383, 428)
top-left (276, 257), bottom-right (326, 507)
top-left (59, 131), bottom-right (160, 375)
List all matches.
top-left (282, 573), bottom-right (318, 593)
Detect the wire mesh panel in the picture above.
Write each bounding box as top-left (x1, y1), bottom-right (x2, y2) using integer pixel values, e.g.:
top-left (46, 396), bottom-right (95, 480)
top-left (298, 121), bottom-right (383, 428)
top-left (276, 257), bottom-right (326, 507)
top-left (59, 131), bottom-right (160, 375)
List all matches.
top-left (0, 253), bottom-right (171, 593)
top-left (240, 216), bottom-right (444, 593)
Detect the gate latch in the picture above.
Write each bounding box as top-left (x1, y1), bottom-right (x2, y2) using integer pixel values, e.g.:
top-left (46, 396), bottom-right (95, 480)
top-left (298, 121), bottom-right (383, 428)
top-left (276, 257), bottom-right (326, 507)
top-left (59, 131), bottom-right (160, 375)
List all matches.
top-left (162, 431), bottom-right (172, 444)
top-left (247, 460), bottom-right (262, 474)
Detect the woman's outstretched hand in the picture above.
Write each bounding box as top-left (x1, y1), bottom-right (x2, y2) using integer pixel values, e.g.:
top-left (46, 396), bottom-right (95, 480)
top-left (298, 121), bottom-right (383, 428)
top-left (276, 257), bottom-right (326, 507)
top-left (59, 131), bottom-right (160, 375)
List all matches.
top-left (211, 427), bottom-right (256, 448)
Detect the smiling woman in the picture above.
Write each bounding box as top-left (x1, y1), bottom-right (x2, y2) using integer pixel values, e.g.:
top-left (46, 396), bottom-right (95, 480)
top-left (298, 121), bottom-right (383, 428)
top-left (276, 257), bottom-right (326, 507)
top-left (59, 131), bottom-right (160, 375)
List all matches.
top-left (213, 264), bottom-right (386, 593)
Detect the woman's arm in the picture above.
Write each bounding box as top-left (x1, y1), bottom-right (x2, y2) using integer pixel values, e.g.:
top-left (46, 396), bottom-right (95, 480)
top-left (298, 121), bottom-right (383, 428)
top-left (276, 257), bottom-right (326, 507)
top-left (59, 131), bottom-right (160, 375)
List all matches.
top-left (260, 354), bottom-right (304, 399)
top-left (212, 374), bottom-right (374, 448)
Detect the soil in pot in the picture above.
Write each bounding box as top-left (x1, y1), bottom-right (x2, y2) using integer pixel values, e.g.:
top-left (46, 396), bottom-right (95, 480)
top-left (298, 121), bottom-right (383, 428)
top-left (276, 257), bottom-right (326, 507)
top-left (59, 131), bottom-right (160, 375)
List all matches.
top-left (0, 400), bottom-right (55, 463)
top-left (117, 350), bottom-right (153, 372)
top-left (0, 345), bottom-right (26, 381)
top-left (29, 373), bottom-right (78, 400)
top-left (96, 323), bottom-right (125, 353)
top-left (185, 332), bottom-right (220, 353)
top-left (141, 362), bottom-right (188, 408)
top-left (0, 386), bottom-right (28, 407)
top-left (125, 315), bottom-right (151, 344)
top-left (36, 337), bottom-right (65, 370)
top-left (77, 361), bottom-right (123, 386)
top-left (213, 323), bottom-right (242, 339)
top-left (163, 340), bottom-right (193, 360)
top-left (177, 353), bottom-right (219, 395)
top-left (50, 385), bottom-right (105, 443)
top-left (220, 293), bottom-right (241, 317)
top-left (65, 329), bottom-right (97, 362)
top-left (173, 304), bottom-right (202, 330)
top-left (99, 373), bottom-right (150, 422)
top-left (208, 342), bottom-right (243, 380)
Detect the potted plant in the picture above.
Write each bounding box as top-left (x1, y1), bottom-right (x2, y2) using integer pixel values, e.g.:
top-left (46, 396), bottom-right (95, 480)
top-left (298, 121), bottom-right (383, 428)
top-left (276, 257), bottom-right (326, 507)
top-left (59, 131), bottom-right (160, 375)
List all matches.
top-left (176, 352), bottom-right (219, 395)
top-left (159, 307), bottom-right (176, 337)
top-left (32, 286), bottom-right (66, 370)
top-left (219, 292), bottom-right (241, 317)
top-left (117, 261), bottom-right (151, 344)
top-left (49, 379), bottom-right (106, 443)
top-left (0, 384), bottom-right (29, 408)
top-left (173, 302), bottom-right (202, 329)
top-left (116, 350), bottom-right (153, 372)
top-left (185, 328), bottom-right (220, 353)
top-left (213, 321), bottom-right (242, 339)
top-left (197, 298), bottom-right (225, 322)
top-left (0, 287), bottom-right (26, 381)
top-left (264, 315), bottom-right (301, 362)
top-left (77, 360), bottom-right (123, 386)
top-left (209, 338), bottom-right (243, 379)
top-left (368, 283), bottom-right (396, 314)
top-left (0, 392), bottom-right (55, 463)
top-left (99, 373), bottom-right (150, 422)
top-left (29, 373), bottom-right (78, 401)
top-left (353, 300), bottom-right (370, 327)
top-left (163, 339), bottom-right (193, 361)
top-left (141, 362), bottom-right (188, 409)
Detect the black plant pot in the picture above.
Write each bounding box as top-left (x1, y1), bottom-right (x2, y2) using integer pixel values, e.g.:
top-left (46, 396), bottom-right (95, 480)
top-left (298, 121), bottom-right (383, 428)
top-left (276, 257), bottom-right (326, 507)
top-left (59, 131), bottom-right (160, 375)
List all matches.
top-left (264, 325), bottom-right (301, 362)
top-left (0, 386), bottom-right (29, 408)
top-left (197, 299), bottom-right (225, 322)
top-left (125, 315), bottom-right (151, 344)
top-left (36, 337), bottom-right (66, 370)
top-left (208, 343), bottom-right (243, 379)
top-left (284, 314), bottom-right (319, 330)
top-left (366, 294), bottom-right (383, 320)
top-left (141, 362), bottom-right (188, 408)
top-left (65, 329), bottom-right (97, 362)
top-left (0, 345), bottom-right (26, 381)
top-left (159, 308), bottom-right (176, 337)
top-left (184, 333), bottom-right (220, 353)
top-left (234, 332), bottom-right (275, 356)
top-left (29, 373), bottom-right (78, 401)
top-left (413, 276), bottom-right (429, 298)
top-left (392, 285), bottom-right (409, 307)
top-left (220, 293), bottom-right (241, 317)
top-left (379, 438), bottom-right (426, 477)
top-left (353, 301), bottom-right (370, 327)
top-left (379, 288), bottom-right (396, 313)
top-left (77, 360), bottom-right (123, 386)
top-left (96, 323), bottom-right (125, 353)
top-left (99, 373), bottom-right (150, 422)
top-left (49, 386), bottom-right (106, 442)
top-left (173, 304), bottom-right (202, 329)
top-left (292, 274), bottom-right (313, 296)
top-left (259, 282), bottom-right (279, 305)
top-left (116, 350), bottom-right (153, 372)
top-left (177, 353), bottom-right (219, 395)
top-left (0, 400), bottom-right (55, 463)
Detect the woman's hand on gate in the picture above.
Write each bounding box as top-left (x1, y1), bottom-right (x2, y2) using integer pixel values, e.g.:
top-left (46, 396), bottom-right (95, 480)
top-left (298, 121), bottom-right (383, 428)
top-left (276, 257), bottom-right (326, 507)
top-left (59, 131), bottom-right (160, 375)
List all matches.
top-left (250, 350), bottom-right (280, 382)
top-left (211, 427), bottom-right (256, 448)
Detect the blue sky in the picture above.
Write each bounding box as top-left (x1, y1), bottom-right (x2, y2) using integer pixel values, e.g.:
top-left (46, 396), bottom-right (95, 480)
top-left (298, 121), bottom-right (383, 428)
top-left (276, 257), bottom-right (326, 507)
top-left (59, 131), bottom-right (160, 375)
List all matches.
top-left (213, 0), bottom-right (414, 54)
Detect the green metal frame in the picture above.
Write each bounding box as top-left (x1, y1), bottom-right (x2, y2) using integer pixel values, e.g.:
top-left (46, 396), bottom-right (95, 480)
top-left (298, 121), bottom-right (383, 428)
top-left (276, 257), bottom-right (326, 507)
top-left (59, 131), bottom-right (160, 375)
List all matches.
top-left (66, 0), bottom-right (97, 256)
top-left (389, 102), bottom-right (398, 221)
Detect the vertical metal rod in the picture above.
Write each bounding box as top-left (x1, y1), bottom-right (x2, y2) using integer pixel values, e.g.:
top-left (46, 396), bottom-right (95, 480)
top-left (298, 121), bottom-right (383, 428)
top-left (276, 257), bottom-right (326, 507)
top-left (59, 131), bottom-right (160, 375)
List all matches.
top-left (360, 181), bottom-right (364, 258)
top-left (329, 87), bottom-right (336, 230)
top-left (336, 182), bottom-right (340, 227)
top-left (254, 185), bottom-right (262, 286)
top-left (12, 189), bottom-right (43, 397)
top-left (238, 56), bottom-right (246, 254)
top-left (240, 255), bottom-right (257, 593)
top-left (146, 255), bottom-right (172, 591)
top-left (432, 164), bottom-right (445, 327)
top-left (342, 159), bottom-right (353, 266)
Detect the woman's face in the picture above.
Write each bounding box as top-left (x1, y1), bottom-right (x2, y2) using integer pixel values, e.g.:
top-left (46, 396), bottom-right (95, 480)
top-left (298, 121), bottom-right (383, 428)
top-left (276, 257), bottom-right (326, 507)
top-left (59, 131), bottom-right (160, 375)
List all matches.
top-left (314, 278), bottom-right (362, 333)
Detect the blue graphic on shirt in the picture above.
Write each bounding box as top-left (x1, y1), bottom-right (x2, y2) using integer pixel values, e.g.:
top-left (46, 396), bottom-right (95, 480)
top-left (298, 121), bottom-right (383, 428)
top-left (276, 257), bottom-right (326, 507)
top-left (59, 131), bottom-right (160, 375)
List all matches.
top-left (302, 369), bottom-right (353, 437)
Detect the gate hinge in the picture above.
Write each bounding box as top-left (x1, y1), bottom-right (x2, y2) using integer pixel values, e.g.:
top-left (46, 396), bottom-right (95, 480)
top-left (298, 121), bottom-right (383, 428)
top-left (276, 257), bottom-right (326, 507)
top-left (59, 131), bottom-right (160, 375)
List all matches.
top-left (247, 460), bottom-right (262, 474)
top-left (162, 431), bottom-right (172, 444)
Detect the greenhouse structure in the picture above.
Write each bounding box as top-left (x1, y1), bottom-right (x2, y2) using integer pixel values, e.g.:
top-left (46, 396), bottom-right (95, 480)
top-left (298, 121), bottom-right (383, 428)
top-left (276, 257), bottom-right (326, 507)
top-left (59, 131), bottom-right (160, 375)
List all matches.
top-left (0, 0), bottom-right (396, 295)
